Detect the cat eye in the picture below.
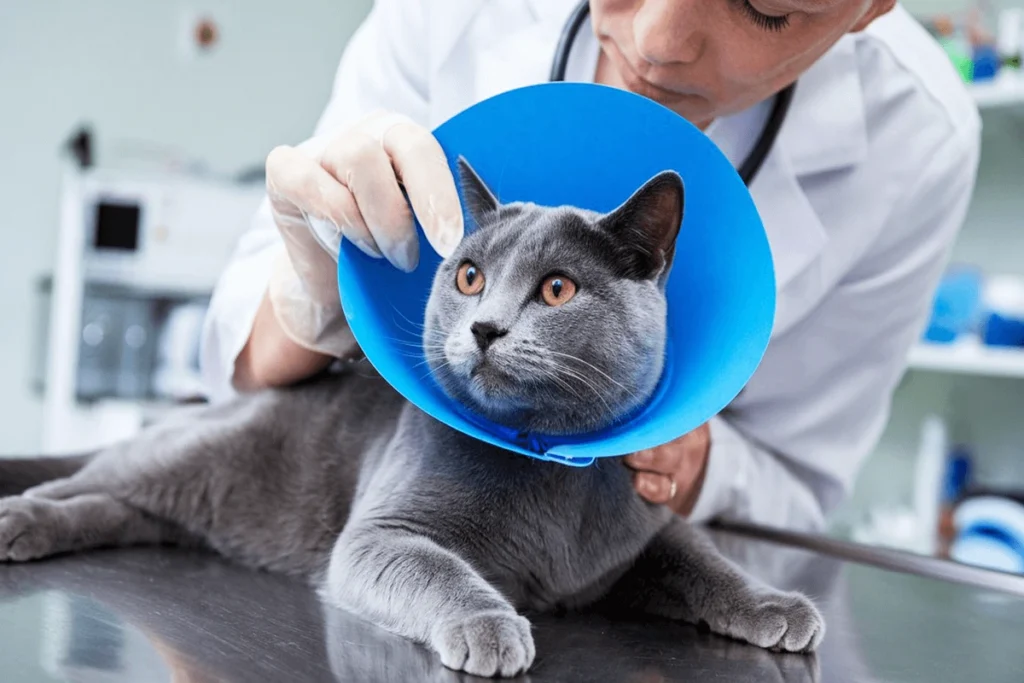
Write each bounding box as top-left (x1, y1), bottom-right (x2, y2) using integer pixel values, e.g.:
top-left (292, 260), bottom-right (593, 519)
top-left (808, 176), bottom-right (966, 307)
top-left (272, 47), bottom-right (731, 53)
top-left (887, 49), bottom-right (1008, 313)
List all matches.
top-left (456, 261), bottom-right (485, 295)
top-left (540, 275), bottom-right (577, 307)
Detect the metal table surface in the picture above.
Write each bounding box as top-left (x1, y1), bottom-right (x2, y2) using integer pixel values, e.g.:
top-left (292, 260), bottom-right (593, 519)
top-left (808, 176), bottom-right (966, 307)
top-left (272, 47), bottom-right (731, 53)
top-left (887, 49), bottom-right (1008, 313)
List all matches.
top-left (0, 525), bottom-right (1022, 683)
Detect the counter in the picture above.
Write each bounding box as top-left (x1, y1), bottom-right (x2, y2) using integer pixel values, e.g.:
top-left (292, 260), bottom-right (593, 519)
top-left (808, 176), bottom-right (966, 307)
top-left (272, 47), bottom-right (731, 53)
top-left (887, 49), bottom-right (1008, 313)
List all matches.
top-left (0, 524), bottom-right (1022, 682)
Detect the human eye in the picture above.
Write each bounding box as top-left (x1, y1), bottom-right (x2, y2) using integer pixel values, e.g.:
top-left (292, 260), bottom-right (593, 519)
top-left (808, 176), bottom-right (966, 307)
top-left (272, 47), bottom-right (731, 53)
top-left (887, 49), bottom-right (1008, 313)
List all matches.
top-left (738, 0), bottom-right (791, 32)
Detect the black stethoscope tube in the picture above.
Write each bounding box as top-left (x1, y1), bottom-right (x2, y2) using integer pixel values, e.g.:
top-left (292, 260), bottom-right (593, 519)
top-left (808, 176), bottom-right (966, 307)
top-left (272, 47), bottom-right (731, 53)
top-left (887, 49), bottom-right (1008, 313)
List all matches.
top-left (549, 0), bottom-right (794, 187)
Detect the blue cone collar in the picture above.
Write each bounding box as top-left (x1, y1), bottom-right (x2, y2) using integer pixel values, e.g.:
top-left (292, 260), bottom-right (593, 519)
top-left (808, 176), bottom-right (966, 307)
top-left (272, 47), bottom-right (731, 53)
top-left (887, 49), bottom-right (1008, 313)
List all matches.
top-left (336, 83), bottom-right (775, 466)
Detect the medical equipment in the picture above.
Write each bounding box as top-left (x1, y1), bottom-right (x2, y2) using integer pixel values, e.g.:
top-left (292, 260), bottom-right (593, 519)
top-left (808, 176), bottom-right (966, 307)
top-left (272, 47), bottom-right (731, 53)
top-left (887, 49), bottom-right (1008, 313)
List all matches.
top-left (39, 165), bottom-right (264, 453)
top-left (336, 83), bottom-right (775, 466)
top-left (951, 495), bottom-right (1024, 574)
top-left (549, 0), bottom-right (795, 187)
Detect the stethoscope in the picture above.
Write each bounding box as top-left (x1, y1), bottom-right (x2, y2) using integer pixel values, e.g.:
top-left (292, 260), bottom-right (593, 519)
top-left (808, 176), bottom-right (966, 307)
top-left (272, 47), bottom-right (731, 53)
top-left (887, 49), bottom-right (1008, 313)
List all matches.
top-left (549, 0), bottom-right (794, 187)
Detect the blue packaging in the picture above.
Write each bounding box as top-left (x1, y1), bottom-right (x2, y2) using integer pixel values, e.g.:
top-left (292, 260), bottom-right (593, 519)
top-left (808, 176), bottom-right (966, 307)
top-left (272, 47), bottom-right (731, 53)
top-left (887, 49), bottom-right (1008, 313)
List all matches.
top-left (983, 313), bottom-right (1024, 347)
top-left (942, 447), bottom-right (972, 503)
top-left (980, 276), bottom-right (1024, 348)
top-left (972, 44), bottom-right (1001, 81)
top-left (951, 496), bottom-right (1024, 574)
top-left (923, 266), bottom-right (983, 344)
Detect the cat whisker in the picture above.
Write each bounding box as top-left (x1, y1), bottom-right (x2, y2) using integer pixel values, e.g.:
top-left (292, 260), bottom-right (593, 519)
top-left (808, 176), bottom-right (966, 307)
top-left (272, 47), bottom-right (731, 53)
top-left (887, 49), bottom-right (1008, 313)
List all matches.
top-left (419, 359), bottom-right (452, 381)
top-left (529, 365), bottom-right (588, 404)
top-left (547, 361), bottom-right (615, 416)
top-left (389, 306), bottom-right (427, 331)
top-left (388, 338), bottom-right (443, 350)
top-left (545, 350), bottom-right (640, 401)
top-left (413, 355), bottom-right (444, 369)
top-left (509, 354), bottom-right (593, 402)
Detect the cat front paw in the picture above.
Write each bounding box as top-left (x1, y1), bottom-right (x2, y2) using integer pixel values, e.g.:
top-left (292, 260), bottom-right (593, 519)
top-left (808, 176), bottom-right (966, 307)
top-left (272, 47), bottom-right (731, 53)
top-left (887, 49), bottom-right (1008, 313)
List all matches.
top-left (0, 497), bottom-right (58, 562)
top-left (431, 610), bottom-right (535, 678)
top-left (712, 591), bottom-right (824, 654)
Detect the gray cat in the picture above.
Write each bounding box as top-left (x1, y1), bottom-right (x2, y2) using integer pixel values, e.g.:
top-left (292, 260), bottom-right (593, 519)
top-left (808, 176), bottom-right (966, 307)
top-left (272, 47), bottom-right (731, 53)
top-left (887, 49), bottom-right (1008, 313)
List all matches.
top-left (0, 159), bottom-right (823, 678)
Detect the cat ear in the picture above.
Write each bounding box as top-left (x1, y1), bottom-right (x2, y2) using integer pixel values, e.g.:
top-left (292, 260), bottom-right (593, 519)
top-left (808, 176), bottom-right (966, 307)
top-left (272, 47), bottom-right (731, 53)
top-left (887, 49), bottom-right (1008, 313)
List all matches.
top-left (456, 156), bottom-right (500, 228)
top-left (599, 170), bottom-right (684, 281)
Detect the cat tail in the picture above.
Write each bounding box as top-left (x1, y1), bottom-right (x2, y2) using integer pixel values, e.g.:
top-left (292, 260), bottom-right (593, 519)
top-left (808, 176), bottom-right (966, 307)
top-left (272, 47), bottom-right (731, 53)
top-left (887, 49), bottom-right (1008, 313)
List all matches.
top-left (0, 453), bottom-right (95, 497)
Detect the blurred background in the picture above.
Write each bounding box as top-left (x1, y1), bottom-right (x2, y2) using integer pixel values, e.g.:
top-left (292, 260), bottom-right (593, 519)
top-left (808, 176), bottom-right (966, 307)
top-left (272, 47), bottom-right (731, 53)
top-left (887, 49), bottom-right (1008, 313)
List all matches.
top-left (2, 0), bottom-right (1024, 577)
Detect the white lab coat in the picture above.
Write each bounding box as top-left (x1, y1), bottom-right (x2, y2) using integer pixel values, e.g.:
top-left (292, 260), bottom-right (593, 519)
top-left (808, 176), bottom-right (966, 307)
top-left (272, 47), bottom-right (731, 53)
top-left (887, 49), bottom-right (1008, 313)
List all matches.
top-left (200, 0), bottom-right (981, 532)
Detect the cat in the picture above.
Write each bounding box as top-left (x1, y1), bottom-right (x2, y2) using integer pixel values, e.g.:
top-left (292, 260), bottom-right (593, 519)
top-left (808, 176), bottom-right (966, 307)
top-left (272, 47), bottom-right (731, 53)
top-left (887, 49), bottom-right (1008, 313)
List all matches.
top-left (0, 158), bottom-right (823, 678)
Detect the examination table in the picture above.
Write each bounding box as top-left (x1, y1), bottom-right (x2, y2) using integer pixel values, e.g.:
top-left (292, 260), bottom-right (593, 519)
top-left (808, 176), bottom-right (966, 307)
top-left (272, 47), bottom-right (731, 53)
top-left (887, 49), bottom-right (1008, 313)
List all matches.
top-left (0, 523), bottom-right (1021, 682)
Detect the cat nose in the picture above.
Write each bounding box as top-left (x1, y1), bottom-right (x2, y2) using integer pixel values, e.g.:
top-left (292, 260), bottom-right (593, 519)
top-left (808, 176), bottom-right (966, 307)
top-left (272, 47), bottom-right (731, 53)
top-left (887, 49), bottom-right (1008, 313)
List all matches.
top-left (470, 321), bottom-right (508, 351)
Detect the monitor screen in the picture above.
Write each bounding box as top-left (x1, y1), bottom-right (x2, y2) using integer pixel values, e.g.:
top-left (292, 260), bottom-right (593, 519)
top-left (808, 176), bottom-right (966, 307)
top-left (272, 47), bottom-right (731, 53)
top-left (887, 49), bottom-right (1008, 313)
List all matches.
top-left (93, 201), bottom-right (140, 251)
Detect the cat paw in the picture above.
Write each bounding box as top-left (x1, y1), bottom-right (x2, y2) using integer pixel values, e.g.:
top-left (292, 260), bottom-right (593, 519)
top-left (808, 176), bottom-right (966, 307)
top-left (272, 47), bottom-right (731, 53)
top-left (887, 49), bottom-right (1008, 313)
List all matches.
top-left (0, 497), bottom-right (58, 562)
top-left (713, 591), bottom-right (824, 654)
top-left (431, 610), bottom-right (535, 678)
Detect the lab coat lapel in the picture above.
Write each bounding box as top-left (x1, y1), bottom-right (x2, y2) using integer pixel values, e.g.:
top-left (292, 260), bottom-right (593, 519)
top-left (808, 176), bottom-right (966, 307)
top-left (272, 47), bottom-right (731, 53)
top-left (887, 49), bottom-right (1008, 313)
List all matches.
top-left (749, 151), bottom-right (828, 334)
top-left (430, 0), bottom-right (577, 125)
top-left (778, 35), bottom-right (868, 176)
top-left (753, 36), bottom-right (867, 333)
top-left (472, 22), bottom-right (557, 103)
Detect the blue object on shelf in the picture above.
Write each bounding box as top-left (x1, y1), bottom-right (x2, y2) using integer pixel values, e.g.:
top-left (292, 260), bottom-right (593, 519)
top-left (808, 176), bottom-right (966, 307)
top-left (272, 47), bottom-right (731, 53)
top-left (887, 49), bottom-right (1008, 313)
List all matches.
top-left (980, 275), bottom-right (1024, 348)
top-left (335, 82), bottom-right (776, 467)
top-left (972, 44), bottom-right (1001, 82)
top-left (952, 526), bottom-right (1024, 574)
top-left (952, 495), bottom-right (1024, 574)
top-left (942, 447), bottom-right (972, 503)
top-left (923, 266), bottom-right (983, 344)
top-left (982, 312), bottom-right (1024, 348)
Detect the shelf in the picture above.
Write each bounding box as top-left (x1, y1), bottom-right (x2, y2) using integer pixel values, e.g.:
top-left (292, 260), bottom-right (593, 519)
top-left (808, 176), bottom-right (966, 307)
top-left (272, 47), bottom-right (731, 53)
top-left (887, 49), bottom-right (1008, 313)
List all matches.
top-left (908, 339), bottom-right (1024, 379)
top-left (969, 72), bottom-right (1024, 109)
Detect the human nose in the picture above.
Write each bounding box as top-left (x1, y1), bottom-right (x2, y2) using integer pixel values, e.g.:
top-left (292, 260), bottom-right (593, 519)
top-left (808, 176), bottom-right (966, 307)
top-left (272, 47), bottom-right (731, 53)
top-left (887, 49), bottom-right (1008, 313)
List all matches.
top-left (633, 0), bottom-right (705, 66)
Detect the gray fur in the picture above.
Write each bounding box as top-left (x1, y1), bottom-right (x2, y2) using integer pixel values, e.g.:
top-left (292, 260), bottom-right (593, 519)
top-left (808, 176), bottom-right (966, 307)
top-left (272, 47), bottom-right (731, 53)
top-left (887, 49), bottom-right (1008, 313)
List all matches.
top-left (0, 161), bottom-right (823, 678)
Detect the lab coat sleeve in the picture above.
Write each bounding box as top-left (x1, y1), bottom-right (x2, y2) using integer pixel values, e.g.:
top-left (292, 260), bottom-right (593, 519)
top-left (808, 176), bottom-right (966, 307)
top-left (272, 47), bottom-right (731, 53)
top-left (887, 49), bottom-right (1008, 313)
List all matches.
top-left (199, 0), bottom-right (430, 402)
top-left (688, 131), bottom-right (981, 532)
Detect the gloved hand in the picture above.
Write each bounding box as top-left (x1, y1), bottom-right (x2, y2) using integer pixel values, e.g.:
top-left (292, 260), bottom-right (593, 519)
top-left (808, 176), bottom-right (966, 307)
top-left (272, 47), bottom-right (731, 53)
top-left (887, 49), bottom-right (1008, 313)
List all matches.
top-left (263, 111), bottom-right (465, 357)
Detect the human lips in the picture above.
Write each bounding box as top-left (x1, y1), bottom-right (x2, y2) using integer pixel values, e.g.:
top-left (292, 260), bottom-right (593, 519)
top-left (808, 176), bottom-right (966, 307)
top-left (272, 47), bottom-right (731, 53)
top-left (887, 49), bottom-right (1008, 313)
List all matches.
top-left (634, 69), bottom-right (708, 104)
top-left (605, 41), bottom-right (709, 104)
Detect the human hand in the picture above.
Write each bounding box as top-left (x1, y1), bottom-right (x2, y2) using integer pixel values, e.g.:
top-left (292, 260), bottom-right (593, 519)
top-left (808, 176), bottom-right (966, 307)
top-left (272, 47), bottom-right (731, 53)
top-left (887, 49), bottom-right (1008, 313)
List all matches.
top-left (625, 423), bottom-right (711, 515)
top-left (262, 110), bottom-right (465, 355)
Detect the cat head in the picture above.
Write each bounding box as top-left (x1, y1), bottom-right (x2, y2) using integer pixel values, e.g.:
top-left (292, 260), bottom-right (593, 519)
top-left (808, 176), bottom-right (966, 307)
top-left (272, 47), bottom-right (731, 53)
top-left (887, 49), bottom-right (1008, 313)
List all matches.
top-left (423, 157), bottom-right (684, 436)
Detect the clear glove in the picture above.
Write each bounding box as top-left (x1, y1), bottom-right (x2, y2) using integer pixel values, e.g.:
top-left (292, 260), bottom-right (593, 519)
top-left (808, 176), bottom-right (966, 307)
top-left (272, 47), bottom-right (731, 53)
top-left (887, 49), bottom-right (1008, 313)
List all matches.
top-left (263, 110), bottom-right (464, 358)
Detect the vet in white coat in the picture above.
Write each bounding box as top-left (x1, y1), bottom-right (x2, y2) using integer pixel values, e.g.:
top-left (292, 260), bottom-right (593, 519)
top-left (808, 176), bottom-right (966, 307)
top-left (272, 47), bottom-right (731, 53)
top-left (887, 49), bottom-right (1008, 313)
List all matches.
top-left (200, 0), bottom-right (981, 532)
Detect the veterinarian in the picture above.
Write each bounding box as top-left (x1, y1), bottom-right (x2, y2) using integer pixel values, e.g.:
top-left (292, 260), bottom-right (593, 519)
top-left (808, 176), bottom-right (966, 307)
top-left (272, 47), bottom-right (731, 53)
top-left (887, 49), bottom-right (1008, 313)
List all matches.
top-left (199, 0), bottom-right (980, 533)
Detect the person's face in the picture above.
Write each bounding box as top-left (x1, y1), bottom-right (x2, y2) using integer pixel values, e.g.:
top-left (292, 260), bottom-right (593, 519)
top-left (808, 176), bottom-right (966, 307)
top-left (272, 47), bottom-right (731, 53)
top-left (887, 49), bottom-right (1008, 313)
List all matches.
top-left (589, 0), bottom-right (896, 125)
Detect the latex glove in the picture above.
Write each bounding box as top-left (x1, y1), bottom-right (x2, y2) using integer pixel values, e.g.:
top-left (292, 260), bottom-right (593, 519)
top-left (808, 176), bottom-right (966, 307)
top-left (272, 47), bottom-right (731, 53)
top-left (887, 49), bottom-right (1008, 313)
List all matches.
top-left (625, 423), bottom-right (711, 516)
top-left (263, 111), bottom-right (464, 357)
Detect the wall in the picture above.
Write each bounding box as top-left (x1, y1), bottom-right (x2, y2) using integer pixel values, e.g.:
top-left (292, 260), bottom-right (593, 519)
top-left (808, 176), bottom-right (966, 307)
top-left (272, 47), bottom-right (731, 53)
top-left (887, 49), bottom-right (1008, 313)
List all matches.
top-left (902, 0), bottom-right (1023, 17)
top-left (0, 0), bottom-right (372, 452)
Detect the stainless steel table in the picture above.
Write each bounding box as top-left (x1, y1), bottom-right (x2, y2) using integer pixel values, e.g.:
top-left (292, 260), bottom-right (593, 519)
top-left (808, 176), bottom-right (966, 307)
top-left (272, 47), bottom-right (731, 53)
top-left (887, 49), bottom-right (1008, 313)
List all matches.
top-left (0, 524), bottom-right (1021, 682)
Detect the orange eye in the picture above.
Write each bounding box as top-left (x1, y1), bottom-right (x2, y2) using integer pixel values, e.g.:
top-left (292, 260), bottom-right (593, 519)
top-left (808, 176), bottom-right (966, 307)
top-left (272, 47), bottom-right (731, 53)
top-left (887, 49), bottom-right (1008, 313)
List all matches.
top-left (541, 275), bottom-right (577, 306)
top-left (456, 261), bottom-right (485, 295)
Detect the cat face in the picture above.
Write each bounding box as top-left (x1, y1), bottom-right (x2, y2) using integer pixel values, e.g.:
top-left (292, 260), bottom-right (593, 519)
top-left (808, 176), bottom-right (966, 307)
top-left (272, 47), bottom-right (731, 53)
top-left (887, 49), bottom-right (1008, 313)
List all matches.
top-left (423, 157), bottom-right (684, 436)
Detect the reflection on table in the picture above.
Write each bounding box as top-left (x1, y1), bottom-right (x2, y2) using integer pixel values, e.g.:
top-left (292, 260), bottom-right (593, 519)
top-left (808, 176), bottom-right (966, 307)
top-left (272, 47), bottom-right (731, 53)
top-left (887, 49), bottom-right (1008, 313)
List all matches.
top-left (0, 527), bottom-right (1021, 682)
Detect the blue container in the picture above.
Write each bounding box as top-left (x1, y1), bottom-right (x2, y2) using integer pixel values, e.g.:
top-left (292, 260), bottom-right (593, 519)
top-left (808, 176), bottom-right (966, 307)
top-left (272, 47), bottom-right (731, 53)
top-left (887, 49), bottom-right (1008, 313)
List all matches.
top-left (972, 44), bottom-right (1001, 82)
top-left (980, 276), bottom-right (1024, 349)
top-left (923, 267), bottom-right (982, 344)
top-left (983, 312), bottom-right (1024, 348)
top-left (336, 83), bottom-right (776, 466)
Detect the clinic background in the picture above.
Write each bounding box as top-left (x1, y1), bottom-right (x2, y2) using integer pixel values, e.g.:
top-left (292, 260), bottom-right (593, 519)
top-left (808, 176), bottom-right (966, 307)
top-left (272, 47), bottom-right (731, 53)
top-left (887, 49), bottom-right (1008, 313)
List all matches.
top-left (3, 0), bottom-right (1024, 568)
